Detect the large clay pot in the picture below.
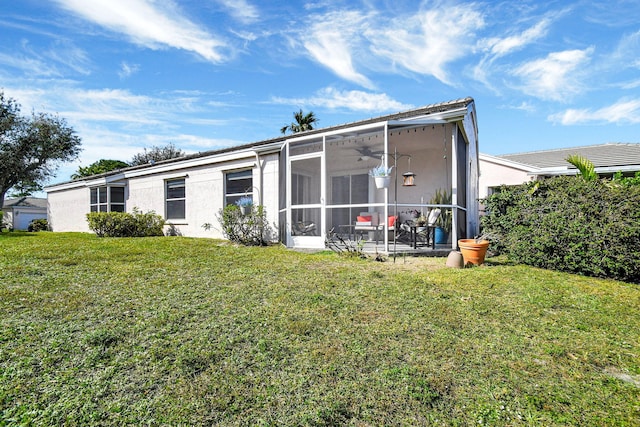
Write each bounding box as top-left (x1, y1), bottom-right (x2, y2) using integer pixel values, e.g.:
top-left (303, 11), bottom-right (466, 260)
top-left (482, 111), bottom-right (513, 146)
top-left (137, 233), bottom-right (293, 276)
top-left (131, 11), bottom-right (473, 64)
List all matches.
top-left (458, 239), bottom-right (490, 265)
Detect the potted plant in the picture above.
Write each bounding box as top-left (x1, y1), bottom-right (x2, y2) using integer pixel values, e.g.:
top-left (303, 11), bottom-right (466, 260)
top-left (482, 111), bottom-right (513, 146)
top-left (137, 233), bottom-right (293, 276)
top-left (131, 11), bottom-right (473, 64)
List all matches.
top-left (457, 235), bottom-right (490, 266)
top-left (415, 214), bottom-right (427, 227)
top-left (236, 196), bottom-right (253, 215)
top-left (429, 188), bottom-right (451, 244)
top-left (369, 162), bottom-right (393, 189)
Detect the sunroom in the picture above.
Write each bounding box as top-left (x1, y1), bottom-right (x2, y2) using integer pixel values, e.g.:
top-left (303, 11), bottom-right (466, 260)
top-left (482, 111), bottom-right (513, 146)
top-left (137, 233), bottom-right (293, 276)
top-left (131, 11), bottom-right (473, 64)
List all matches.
top-left (279, 97), bottom-right (480, 253)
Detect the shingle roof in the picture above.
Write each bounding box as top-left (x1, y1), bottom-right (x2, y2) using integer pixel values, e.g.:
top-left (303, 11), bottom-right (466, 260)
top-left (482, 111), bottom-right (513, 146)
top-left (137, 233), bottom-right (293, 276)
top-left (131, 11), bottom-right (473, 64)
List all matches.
top-left (498, 143), bottom-right (640, 169)
top-left (50, 97), bottom-right (475, 185)
top-left (3, 197), bottom-right (48, 209)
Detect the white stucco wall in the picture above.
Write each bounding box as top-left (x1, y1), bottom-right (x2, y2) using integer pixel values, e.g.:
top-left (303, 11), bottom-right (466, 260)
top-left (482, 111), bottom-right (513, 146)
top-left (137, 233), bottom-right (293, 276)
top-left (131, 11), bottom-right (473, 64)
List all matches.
top-left (45, 150), bottom-right (281, 239)
top-left (48, 187), bottom-right (91, 232)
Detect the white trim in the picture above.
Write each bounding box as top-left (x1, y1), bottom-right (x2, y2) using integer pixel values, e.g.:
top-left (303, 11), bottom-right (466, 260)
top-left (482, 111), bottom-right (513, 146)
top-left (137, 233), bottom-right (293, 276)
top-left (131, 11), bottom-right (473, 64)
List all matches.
top-left (479, 153), bottom-right (540, 173)
top-left (287, 121), bottom-right (386, 143)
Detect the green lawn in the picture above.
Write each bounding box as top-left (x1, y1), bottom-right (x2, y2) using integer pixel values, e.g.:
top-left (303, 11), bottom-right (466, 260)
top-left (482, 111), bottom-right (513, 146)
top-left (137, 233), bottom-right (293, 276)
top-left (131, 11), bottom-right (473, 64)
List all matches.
top-left (1, 232), bottom-right (639, 426)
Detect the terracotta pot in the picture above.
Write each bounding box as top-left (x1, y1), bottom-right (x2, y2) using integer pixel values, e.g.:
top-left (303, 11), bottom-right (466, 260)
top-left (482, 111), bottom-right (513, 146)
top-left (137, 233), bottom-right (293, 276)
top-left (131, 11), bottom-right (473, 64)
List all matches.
top-left (457, 239), bottom-right (490, 265)
top-left (445, 250), bottom-right (464, 268)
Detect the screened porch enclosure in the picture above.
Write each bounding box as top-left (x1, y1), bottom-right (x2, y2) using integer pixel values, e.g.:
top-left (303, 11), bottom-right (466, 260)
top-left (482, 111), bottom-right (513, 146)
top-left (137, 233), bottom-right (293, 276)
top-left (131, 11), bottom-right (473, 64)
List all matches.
top-left (284, 120), bottom-right (471, 252)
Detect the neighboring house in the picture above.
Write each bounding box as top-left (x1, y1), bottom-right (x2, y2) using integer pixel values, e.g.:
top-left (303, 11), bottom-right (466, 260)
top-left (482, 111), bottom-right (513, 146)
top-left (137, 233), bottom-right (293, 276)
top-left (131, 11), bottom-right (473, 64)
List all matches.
top-left (479, 143), bottom-right (640, 199)
top-left (45, 97), bottom-right (480, 252)
top-left (1, 197), bottom-right (48, 230)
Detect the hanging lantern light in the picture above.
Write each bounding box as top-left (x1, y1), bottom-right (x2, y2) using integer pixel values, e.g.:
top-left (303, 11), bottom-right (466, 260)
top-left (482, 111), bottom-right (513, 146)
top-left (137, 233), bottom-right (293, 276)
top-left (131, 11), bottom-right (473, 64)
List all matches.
top-left (402, 157), bottom-right (416, 186)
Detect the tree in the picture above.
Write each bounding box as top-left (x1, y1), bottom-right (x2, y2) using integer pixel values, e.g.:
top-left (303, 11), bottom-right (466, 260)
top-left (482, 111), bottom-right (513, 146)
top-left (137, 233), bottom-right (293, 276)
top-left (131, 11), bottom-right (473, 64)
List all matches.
top-left (130, 143), bottom-right (185, 166)
top-left (8, 180), bottom-right (42, 198)
top-left (566, 154), bottom-right (598, 181)
top-left (72, 159), bottom-right (130, 179)
top-left (280, 109), bottom-right (318, 134)
top-left (0, 91), bottom-right (81, 210)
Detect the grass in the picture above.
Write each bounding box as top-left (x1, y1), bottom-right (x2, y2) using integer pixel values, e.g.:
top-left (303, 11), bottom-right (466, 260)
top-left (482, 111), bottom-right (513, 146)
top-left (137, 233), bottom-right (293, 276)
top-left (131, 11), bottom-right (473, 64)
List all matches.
top-left (1, 232), bottom-right (639, 426)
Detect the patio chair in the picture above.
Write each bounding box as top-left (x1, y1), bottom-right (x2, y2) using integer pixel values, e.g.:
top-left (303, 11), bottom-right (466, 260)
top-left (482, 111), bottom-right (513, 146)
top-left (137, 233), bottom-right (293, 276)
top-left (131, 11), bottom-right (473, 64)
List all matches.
top-left (354, 212), bottom-right (383, 243)
top-left (292, 221), bottom-right (316, 236)
top-left (392, 211), bottom-right (417, 244)
top-left (415, 208), bottom-right (440, 248)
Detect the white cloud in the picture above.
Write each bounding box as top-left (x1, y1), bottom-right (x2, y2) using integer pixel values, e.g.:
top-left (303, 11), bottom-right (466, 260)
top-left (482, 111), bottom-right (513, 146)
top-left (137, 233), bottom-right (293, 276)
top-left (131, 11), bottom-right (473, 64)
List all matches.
top-left (4, 83), bottom-right (243, 184)
top-left (0, 38), bottom-right (91, 77)
top-left (487, 18), bottom-right (551, 57)
top-left (215, 0), bottom-right (259, 24)
top-left (549, 99), bottom-right (640, 125)
top-left (118, 62), bottom-right (140, 79)
top-left (301, 10), bottom-right (374, 89)
top-left (549, 98), bottom-right (640, 125)
top-left (45, 40), bottom-right (92, 75)
top-left (0, 51), bottom-right (59, 77)
top-left (611, 29), bottom-right (640, 68)
top-left (54, 0), bottom-right (229, 63)
top-left (369, 4), bottom-right (485, 86)
top-left (272, 87), bottom-right (412, 112)
top-left (512, 47), bottom-right (594, 101)
top-left (473, 19), bottom-right (550, 91)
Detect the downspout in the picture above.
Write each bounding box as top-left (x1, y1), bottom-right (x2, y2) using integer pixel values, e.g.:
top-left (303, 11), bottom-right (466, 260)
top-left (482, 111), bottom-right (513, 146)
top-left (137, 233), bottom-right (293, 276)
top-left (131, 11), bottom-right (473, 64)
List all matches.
top-left (255, 151), bottom-right (263, 206)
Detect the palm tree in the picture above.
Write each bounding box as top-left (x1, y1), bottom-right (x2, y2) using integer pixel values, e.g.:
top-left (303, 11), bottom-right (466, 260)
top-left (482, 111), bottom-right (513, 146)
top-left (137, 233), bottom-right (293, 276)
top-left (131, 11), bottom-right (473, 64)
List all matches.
top-left (566, 154), bottom-right (598, 181)
top-left (280, 109), bottom-right (318, 134)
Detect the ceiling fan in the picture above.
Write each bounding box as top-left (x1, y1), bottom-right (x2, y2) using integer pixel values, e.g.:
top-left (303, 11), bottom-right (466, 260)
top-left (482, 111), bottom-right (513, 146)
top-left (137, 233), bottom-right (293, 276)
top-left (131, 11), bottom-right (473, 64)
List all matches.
top-left (353, 146), bottom-right (384, 161)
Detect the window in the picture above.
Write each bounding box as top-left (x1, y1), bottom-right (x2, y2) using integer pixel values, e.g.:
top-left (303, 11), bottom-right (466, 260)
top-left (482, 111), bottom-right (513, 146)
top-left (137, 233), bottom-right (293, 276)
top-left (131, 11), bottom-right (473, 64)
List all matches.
top-left (165, 179), bottom-right (185, 220)
top-left (225, 169), bottom-right (253, 206)
top-left (90, 186), bottom-right (125, 212)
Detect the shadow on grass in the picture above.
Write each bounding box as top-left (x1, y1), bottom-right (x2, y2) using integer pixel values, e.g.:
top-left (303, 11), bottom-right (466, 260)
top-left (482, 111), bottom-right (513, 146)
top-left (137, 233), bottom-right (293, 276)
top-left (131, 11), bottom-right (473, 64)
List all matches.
top-left (482, 255), bottom-right (518, 266)
top-left (0, 231), bottom-right (38, 238)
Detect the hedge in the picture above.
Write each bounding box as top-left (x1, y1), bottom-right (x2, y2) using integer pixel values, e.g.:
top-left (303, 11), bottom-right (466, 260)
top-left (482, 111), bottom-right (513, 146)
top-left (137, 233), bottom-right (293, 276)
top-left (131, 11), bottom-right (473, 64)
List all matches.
top-left (86, 209), bottom-right (165, 237)
top-left (481, 176), bottom-right (640, 283)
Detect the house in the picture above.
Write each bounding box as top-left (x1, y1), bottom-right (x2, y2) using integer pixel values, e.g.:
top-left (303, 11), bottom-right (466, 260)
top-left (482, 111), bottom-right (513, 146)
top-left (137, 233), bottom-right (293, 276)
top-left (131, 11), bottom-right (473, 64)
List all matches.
top-left (1, 197), bottom-right (48, 230)
top-left (479, 143), bottom-right (640, 199)
top-left (45, 97), bottom-right (480, 252)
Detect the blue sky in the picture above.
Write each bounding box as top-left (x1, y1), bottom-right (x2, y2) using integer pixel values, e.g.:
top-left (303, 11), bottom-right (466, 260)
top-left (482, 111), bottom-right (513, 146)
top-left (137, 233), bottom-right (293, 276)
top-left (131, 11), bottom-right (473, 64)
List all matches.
top-left (1, 0), bottom-right (639, 185)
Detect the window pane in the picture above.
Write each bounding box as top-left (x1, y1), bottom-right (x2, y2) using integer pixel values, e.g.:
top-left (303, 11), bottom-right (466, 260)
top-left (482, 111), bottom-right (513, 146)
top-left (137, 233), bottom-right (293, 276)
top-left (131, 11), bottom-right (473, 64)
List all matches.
top-left (226, 170), bottom-right (252, 195)
top-left (110, 187), bottom-right (125, 203)
top-left (111, 204), bottom-right (125, 212)
top-left (352, 174), bottom-right (369, 203)
top-left (90, 205), bottom-right (97, 212)
top-left (90, 188), bottom-right (98, 204)
top-left (99, 205), bottom-right (108, 212)
top-left (166, 179), bottom-right (185, 199)
top-left (98, 188), bottom-right (107, 203)
top-left (225, 169), bottom-right (253, 206)
top-left (166, 200), bottom-right (185, 219)
top-left (226, 195), bottom-right (243, 206)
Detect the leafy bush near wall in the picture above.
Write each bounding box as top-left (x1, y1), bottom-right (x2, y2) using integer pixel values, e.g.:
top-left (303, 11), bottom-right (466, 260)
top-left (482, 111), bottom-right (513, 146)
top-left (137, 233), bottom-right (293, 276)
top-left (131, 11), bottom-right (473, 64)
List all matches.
top-left (28, 218), bottom-right (49, 232)
top-left (215, 204), bottom-right (274, 246)
top-left (86, 208), bottom-right (165, 237)
top-left (481, 176), bottom-right (640, 283)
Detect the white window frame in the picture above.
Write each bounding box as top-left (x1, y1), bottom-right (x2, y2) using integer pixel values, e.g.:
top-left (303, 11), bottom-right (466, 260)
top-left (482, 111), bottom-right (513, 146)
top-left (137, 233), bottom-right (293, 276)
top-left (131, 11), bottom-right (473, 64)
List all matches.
top-left (165, 178), bottom-right (186, 220)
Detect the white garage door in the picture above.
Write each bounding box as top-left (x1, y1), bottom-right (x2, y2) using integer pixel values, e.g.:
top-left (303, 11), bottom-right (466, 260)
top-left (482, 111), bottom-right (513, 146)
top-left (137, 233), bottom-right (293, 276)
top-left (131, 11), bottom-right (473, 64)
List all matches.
top-left (15, 212), bottom-right (47, 230)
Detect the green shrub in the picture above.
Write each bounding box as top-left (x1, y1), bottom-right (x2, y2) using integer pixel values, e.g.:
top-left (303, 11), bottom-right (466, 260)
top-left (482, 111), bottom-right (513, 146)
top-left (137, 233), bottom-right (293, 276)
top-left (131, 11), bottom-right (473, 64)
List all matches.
top-left (86, 208), bottom-right (165, 237)
top-left (481, 176), bottom-right (640, 283)
top-left (27, 218), bottom-right (49, 232)
top-left (612, 171), bottom-right (640, 187)
top-left (213, 204), bottom-right (274, 246)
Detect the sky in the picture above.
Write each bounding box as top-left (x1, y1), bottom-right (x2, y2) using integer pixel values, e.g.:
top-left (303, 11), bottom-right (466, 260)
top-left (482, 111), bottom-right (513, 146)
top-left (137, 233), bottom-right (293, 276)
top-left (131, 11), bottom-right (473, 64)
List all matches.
top-left (1, 0), bottom-right (639, 187)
